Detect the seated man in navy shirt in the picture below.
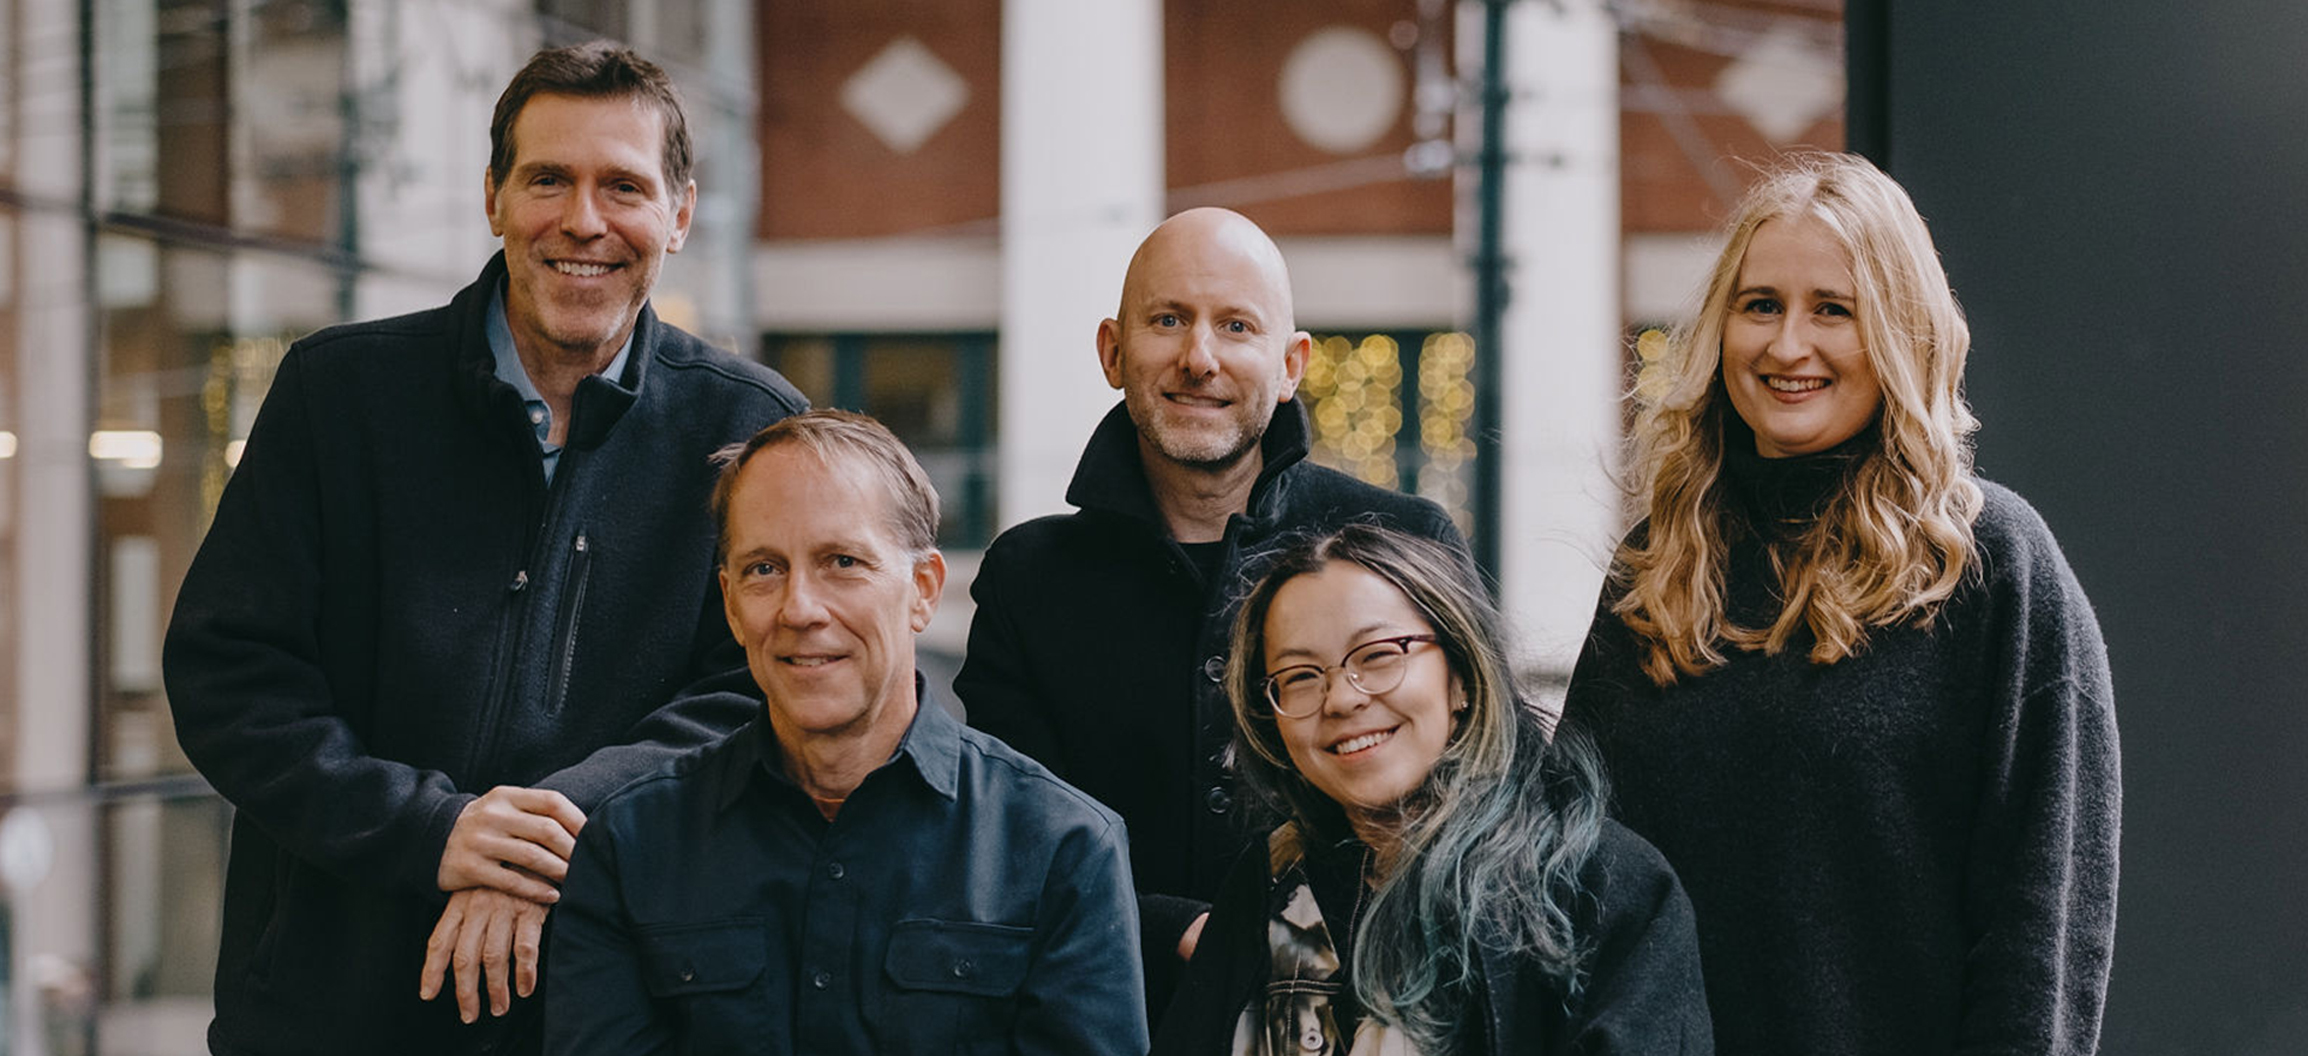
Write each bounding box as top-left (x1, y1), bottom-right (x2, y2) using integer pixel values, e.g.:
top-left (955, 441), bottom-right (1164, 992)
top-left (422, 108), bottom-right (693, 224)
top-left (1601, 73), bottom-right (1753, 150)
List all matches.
top-left (545, 410), bottom-right (1146, 1055)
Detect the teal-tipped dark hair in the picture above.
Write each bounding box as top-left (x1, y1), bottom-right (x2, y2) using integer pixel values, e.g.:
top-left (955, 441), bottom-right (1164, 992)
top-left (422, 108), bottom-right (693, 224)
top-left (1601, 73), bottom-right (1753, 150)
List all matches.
top-left (1225, 523), bottom-right (1608, 1054)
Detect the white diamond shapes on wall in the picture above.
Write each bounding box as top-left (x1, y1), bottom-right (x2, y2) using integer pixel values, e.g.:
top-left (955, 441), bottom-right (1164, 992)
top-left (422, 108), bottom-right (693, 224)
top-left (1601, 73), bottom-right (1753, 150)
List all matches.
top-left (842, 36), bottom-right (970, 155)
top-left (1715, 25), bottom-right (1843, 144)
top-left (1279, 26), bottom-right (1406, 155)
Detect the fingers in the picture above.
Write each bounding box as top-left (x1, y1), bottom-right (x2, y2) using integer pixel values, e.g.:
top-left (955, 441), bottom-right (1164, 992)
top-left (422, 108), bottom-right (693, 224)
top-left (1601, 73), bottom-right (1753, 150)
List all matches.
top-left (490, 786), bottom-right (588, 842)
top-left (484, 792), bottom-right (583, 867)
top-left (419, 893), bottom-right (465, 1001)
top-left (515, 901), bottom-right (546, 998)
top-left (423, 891), bottom-right (551, 1020)
top-left (470, 832), bottom-right (574, 892)
top-left (441, 848), bottom-right (562, 902)
top-left (523, 787), bottom-right (588, 838)
top-left (454, 895), bottom-right (486, 1023)
top-left (440, 786), bottom-right (589, 895)
top-left (484, 900), bottom-right (515, 1017)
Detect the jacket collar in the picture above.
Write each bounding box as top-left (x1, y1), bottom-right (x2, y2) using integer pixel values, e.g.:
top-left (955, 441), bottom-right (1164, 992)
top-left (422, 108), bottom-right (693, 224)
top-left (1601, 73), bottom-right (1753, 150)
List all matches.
top-left (1061, 398), bottom-right (1315, 532)
top-left (450, 252), bottom-right (651, 449)
top-left (717, 672), bottom-right (961, 811)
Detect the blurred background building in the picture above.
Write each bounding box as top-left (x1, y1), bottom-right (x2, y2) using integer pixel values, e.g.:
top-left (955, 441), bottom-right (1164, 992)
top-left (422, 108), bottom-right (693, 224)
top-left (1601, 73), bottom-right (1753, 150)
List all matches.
top-left (34, 1), bottom-right (2289, 1053)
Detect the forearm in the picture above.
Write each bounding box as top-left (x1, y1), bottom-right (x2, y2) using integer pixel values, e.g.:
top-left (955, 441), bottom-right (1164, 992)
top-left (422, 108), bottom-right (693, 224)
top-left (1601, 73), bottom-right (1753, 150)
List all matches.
top-left (165, 632), bottom-right (473, 895)
top-left (533, 585), bottom-right (763, 811)
top-left (1139, 893), bottom-right (1210, 963)
top-left (532, 665), bottom-right (760, 811)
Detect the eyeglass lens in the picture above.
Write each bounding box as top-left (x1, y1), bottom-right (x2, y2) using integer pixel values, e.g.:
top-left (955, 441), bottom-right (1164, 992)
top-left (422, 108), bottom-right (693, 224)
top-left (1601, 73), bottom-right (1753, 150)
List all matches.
top-left (1267, 638), bottom-right (1416, 717)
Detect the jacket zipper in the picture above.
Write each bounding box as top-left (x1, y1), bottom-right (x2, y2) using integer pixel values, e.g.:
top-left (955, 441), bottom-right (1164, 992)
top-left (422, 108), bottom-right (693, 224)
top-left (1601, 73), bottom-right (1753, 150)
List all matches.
top-left (545, 532), bottom-right (593, 715)
top-left (463, 416), bottom-right (560, 780)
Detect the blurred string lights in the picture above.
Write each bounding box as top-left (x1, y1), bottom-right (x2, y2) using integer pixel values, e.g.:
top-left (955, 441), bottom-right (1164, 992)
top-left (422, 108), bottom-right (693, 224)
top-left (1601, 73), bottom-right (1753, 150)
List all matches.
top-left (1304, 334), bottom-right (1404, 488)
top-left (1300, 330), bottom-right (1476, 534)
top-left (1414, 331), bottom-right (1476, 522)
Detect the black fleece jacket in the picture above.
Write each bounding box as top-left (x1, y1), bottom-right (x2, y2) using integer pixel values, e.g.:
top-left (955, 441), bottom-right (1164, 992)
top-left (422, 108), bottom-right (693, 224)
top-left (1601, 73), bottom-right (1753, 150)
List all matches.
top-left (957, 400), bottom-right (1465, 992)
top-left (163, 254), bottom-right (805, 1056)
top-left (1562, 451), bottom-right (2120, 1056)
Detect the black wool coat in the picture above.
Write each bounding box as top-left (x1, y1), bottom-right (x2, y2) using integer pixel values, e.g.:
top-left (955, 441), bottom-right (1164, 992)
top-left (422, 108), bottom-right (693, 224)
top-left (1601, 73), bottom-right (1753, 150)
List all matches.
top-left (163, 254), bottom-right (805, 1056)
top-left (956, 401), bottom-right (1466, 981)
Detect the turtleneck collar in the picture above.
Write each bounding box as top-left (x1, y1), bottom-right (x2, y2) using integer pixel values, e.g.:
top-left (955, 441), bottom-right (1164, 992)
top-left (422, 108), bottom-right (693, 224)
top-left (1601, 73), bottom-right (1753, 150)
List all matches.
top-left (1062, 398), bottom-right (1314, 530)
top-left (1720, 415), bottom-right (1878, 533)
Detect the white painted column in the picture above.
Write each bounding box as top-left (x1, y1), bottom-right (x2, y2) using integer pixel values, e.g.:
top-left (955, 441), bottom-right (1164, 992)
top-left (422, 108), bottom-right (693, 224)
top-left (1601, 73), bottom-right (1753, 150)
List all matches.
top-left (1480, 0), bottom-right (1624, 682)
top-left (10, 0), bottom-right (97, 1051)
top-left (997, 0), bottom-right (1164, 524)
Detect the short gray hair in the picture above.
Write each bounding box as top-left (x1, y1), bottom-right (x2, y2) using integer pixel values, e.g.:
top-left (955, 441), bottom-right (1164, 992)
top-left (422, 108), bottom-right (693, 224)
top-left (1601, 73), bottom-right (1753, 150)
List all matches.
top-left (710, 410), bottom-right (941, 562)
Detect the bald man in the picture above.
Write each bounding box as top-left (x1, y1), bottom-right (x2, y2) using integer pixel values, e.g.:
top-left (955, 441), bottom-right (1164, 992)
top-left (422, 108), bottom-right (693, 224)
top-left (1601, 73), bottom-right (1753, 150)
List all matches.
top-left (956, 208), bottom-right (1467, 1004)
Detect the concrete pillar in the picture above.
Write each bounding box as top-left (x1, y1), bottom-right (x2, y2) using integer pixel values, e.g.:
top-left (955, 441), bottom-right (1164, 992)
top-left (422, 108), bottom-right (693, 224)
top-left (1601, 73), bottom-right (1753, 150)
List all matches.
top-left (10, 0), bottom-right (97, 1050)
top-left (1479, 0), bottom-right (1623, 683)
top-left (997, 0), bottom-right (1164, 523)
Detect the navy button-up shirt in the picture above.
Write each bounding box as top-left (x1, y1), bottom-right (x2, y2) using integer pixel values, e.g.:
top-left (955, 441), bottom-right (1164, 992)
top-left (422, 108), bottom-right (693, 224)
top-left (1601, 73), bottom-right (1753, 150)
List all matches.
top-left (545, 678), bottom-right (1147, 1055)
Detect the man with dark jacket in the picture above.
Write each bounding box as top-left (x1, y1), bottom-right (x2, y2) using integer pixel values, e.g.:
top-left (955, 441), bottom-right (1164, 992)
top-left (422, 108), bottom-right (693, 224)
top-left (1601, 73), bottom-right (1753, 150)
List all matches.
top-left (956, 207), bottom-right (1466, 1003)
top-left (161, 43), bottom-right (803, 1056)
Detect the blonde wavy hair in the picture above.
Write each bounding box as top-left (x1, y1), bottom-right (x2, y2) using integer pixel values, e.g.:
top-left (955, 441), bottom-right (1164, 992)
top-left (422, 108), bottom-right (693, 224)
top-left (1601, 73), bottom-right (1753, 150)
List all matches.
top-left (1616, 151), bottom-right (1983, 684)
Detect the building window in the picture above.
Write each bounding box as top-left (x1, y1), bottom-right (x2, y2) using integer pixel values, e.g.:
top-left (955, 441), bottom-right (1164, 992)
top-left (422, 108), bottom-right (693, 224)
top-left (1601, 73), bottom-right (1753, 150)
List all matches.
top-left (761, 332), bottom-right (999, 548)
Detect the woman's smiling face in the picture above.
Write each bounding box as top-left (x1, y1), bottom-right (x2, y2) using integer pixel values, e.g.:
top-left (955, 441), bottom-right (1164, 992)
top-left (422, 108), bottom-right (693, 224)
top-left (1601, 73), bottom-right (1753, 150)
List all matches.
top-left (1261, 561), bottom-right (1458, 825)
top-left (1720, 214), bottom-right (1883, 457)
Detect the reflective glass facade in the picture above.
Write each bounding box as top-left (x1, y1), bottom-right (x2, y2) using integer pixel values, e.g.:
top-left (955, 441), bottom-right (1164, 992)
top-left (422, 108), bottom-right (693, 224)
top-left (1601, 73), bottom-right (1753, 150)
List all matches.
top-left (3, 2), bottom-right (756, 1050)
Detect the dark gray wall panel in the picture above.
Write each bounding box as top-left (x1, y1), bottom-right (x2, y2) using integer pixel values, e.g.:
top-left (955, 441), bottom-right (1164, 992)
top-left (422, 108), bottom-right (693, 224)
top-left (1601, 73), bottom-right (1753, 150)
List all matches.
top-left (1851, 2), bottom-right (2308, 1052)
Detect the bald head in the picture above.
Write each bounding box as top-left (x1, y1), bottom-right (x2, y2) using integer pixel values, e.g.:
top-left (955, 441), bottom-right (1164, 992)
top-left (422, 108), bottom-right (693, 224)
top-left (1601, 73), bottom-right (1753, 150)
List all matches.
top-left (1117, 207), bottom-right (1297, 330)
top-left (1097, 208), bottom-right (1313, 479)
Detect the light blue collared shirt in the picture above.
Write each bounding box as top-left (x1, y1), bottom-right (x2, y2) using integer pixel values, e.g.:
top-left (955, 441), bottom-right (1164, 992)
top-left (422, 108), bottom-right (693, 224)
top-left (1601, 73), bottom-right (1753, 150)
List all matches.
top-left (488, 281), bottom-right (633, 484)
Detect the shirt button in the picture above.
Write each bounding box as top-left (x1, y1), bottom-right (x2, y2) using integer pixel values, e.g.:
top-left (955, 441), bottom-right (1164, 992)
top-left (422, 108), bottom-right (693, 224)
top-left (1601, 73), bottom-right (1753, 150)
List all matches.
top-left (952, 959), bottom-right (974, 979)
top-left (826, 861), bottom-right (845, 880)
top-left (1202, 656), bottom-right (1226, 683)
top-left (1204, 786), bottom-right (1232, 814)
top-left (528, 408), bottom-right (546, 424)
top-left (811, 970), bottom-right (832, 990)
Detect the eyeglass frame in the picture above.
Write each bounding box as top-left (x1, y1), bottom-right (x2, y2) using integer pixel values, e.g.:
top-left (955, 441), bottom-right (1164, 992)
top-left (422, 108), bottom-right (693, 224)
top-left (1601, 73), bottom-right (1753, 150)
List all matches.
top-left (1260, 634), bottom-right (1440, 719)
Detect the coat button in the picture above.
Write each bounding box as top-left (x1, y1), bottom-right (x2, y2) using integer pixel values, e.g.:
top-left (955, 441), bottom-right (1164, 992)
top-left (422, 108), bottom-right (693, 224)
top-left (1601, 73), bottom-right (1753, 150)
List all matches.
top-left (677, 964), bottom-right (695, 983)
top-left (811, 970), bottom-right (832, 990)
top-left (826, 861), bottom-right (845, 880)
top-left (1202, 656), bottom-right (1226, 683)
top-left (952, 959), bottom-right (974, 979)
top-left (1204, 786), bottom-right (1232, 814)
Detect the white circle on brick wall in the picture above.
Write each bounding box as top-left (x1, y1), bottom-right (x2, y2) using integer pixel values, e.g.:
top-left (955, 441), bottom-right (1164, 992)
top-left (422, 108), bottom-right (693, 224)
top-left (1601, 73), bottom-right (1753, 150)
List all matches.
top-left (1278, 26), bottom-right (1405, 155)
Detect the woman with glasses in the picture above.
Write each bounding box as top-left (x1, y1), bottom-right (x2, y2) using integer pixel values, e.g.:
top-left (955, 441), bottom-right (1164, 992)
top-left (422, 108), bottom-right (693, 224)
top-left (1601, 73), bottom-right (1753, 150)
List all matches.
top-left (1562, 152), bottom-right (2118, 1056)
top-left (1152, 524), bottom-right (1713, 1056)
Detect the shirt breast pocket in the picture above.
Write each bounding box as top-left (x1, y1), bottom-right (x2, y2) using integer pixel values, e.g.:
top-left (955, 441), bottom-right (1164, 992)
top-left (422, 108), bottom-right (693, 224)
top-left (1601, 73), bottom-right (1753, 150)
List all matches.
top-left (637, 918), bottom-right (772, 1054)
top-left (873, 918), bottom-right (1034, 1053)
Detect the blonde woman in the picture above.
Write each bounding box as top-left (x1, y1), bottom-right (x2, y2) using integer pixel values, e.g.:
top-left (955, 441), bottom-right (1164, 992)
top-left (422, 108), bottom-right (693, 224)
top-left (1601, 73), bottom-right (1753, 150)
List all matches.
top-left (1562, 152), bottom-right (2118, 1056)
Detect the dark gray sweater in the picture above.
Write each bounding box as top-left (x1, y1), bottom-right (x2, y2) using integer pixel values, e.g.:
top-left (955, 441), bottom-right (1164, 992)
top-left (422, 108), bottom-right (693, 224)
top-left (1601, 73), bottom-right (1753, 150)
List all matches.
top-left (1562, 452), bottom-right (2119, 1056)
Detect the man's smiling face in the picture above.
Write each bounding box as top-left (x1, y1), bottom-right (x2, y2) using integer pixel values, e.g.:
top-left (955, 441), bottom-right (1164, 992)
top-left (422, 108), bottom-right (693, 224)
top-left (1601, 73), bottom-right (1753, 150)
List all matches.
top-left (718, 444), bottom-right (940, 747)
top-left (1099, 209), bottom-right (1310, 472)
top-left (485, 92), bottom-right (694, 364)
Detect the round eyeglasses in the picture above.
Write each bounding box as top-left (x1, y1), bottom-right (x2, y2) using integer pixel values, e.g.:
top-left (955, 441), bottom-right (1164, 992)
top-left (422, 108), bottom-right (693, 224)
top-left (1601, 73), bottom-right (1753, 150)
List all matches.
top-left (1261, 634), bottom-right (1438, 719)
